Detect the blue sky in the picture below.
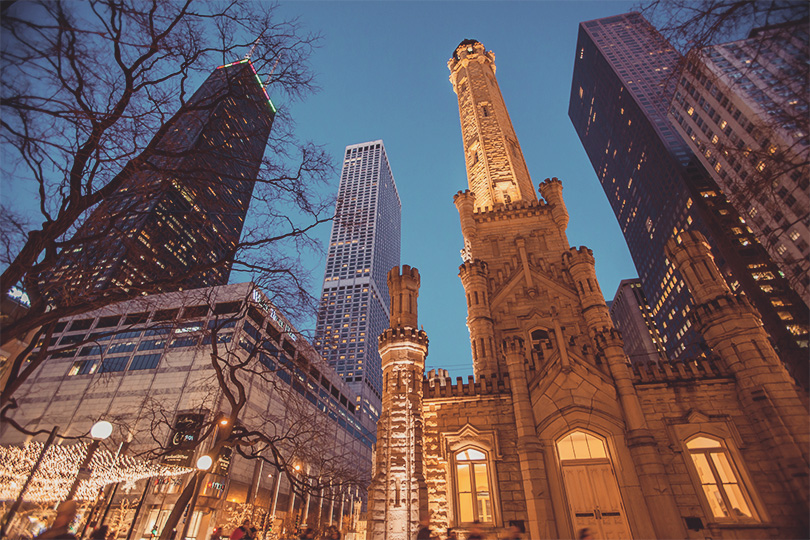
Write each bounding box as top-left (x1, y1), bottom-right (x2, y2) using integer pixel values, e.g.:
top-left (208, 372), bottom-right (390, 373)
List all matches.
top-left (272, 1), bottom-right (640, 377)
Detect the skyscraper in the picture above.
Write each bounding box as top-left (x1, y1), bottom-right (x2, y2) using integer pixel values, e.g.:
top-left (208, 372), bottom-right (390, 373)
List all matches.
top-left (568, 13), bottom-right (808, 384)
top-left (609, 278), bottom-right (666, 365)
top-left (44, 59), bottom-right (275, 304)
top-left (315, 140), bottom-right (401, 422)
top-left (668, 20), bottom-right (809, 305)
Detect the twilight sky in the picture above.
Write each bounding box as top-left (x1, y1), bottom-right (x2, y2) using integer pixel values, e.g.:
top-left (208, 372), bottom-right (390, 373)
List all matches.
top-left (271, 1), bottom-right (640, 377)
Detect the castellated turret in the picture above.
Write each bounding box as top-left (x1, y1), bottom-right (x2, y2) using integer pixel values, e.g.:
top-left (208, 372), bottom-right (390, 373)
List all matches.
top-left (538, 177), bottom-right (569, 232)
top-left (367, 266), bottom-right (429, 540)
top-left (387, 264), bottom-right (421, 329)
top-left (458, 260), bottom-right (497, 376)
top-left (562, 246), bottom-right (613, 336)
top-left (666, 231), bottom-right (809, 509)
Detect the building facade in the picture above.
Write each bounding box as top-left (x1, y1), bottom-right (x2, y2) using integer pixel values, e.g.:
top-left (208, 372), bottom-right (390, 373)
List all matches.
top-left (609, 279), bottom-right (666, 365)
top-left (43, 60), bottom-right (275, 305)
top-left (668, 20), bottom-right (809, 305)
top-left (568, 13), bottom-right (808, 386)
top-left (368, 39), bottom-right (809, 540)
top-left (1, 283), bottom-right (371, 539)
top-left (315, 140), bottom-right (401, 423)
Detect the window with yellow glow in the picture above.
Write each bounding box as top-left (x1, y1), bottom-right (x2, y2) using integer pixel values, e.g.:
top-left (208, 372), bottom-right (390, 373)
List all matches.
top-left (686, 436), bottom-right (758, 522)
top-left (455, 448), bottom-right (493, 524)
top-left (557, 431), bottom-right (607, 460)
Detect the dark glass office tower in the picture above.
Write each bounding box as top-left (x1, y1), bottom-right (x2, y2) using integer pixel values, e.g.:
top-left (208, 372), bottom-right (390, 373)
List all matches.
top-left (315, 140), bottom-right (401, 422)
top-left (44, 59), bottom-right (275, 303)
top-left (569, 13), bottom-right (808, 384)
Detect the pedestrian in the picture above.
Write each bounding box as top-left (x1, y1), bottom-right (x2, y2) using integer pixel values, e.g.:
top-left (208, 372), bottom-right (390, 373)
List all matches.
top-left (299, 527), bottom-right (315, 540)
top-left (230, 520), bottom-right (251, 540)
top-left (90, 525), bottom-right (109, 539)
top-left (577, 528), bottom-right (594, 540)
top-left (446, 528), bottom-right (458, 540)
top-left (416, 516), bottom-right (431, 540)
top-left (36, 500), bottom-right (78, 540)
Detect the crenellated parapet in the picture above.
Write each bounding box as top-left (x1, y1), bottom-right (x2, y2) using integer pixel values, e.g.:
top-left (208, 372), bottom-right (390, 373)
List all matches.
top-left (378, 327), bottom-right (430, 353)
top-left (458, 259), bottom-right (489, 280)
top-left (632, 356), bottom-right (730, 384)
top-left (538, 177), bottom-right (569, 232)
top-left (594, 326), bottom-right (625, 353)
top-left (501, 335), bottom-right (526, 356)
top-left (423, 372), bottom-right (511, 400)
top-left (686, 293), bottom-right (761, 335)
top-left (467, 198), bottom-right (550, 222)
top-left (447, 39), bottom-right (495, 80)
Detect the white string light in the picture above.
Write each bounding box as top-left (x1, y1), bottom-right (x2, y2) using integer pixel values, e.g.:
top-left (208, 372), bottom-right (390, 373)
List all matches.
top-left (0, 442), bottom-right (193, 502)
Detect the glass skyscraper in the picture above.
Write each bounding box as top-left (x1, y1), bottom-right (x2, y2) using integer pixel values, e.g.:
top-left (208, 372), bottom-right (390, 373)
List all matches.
top-left (44, 59), bottom-right (275, 305)
top-left (315, 140), bottom-right (401, 422)
top-left (569, 13), bottom-right (807, 383)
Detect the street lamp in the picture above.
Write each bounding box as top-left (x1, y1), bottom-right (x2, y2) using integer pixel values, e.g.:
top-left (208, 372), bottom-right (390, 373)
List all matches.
top-left (179, 455), bottom-right (212, 540)
top-left (66, 421), bottom-right (112, 500)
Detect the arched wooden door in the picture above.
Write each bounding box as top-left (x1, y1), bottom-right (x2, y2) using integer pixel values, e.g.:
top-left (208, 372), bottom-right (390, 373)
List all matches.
top-left (557, 431), bottom-right (632, 539)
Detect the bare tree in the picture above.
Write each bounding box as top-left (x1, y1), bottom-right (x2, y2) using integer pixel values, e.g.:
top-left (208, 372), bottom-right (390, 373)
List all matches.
top-left (0, 0), bottom-right (336, 404)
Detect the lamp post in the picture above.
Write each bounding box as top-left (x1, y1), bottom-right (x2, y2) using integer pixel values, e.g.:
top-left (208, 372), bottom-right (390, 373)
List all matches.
top-left (179, 455), bottom-right (212, 540)
top-left (66, 421), bottom-right (113, 501)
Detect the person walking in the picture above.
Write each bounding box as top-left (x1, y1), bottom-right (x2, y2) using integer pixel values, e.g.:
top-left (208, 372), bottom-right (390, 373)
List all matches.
top-left (36, 501), bottom-right (78, 540)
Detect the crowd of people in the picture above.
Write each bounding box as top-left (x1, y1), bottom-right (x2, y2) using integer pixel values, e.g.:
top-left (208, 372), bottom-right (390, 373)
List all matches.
top-left (34, 507), bottom-right (595, 540)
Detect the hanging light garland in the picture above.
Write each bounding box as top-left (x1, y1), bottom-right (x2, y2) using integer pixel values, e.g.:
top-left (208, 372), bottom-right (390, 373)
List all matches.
top-left (0, 441), bottom-right (193, 502)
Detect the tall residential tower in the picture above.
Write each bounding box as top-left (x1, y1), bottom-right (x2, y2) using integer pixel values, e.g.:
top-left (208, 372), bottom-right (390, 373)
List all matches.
top-left (315, 140), bottom-right (401, 422)
top-left (568, 13), bottom-right (808, 384)
top-left (44, 59), bottom-right (275, 304)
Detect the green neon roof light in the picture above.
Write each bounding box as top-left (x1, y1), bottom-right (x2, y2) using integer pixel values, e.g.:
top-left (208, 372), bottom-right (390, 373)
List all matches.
top-left (217, 59), bottom-right (277, 114)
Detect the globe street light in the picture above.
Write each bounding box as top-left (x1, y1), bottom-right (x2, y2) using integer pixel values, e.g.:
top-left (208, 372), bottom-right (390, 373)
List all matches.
top-left (66, 420), bottom-right (112, 500)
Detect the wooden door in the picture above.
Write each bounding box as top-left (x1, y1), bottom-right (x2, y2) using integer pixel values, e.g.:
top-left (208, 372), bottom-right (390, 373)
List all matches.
top-left (561, 462), bottom-right (632, 539)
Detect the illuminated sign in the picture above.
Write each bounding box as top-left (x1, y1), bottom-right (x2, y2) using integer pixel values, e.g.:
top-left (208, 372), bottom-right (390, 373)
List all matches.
top-left (251, 290), bottom-right (297, 341)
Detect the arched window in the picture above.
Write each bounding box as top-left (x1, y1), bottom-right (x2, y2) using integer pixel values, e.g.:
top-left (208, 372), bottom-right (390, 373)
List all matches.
top-left (455, 448), bottom-right (492, 523)
top-left (557, 431), bottom-right (608, 460)
top-left (685, 436), bottom-right (758, 521)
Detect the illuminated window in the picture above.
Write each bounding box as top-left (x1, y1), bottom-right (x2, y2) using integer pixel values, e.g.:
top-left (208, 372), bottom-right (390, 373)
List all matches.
top-left (454, 448), bottom-right (493, 524)
top-left (685, 436), bottom-right (758, 522)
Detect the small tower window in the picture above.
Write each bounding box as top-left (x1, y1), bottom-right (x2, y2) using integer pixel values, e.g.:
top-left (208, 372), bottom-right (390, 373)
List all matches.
top-left (482, 106), bottom-right (489, 117)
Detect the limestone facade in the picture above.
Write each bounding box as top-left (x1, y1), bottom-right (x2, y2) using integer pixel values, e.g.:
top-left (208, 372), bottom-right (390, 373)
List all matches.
top-left (367, 40), bottom-right (809, 539)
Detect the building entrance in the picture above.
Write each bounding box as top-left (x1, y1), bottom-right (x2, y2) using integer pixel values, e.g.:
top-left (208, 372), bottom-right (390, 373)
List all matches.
top-left (557, 431), bottom-right (632, 539)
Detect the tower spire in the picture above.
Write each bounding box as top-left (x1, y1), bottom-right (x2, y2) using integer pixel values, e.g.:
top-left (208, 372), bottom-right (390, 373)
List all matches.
top-left (448, 40), bottom-right (537, 210)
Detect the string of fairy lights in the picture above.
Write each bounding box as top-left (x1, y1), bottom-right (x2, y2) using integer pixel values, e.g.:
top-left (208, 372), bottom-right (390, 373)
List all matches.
top-left (0, 441), bottom-right (193, 502)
